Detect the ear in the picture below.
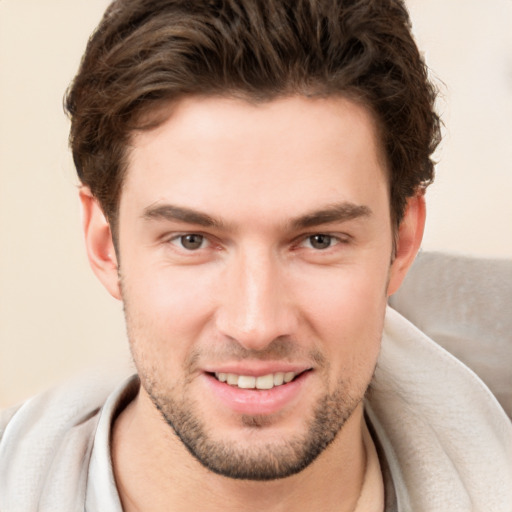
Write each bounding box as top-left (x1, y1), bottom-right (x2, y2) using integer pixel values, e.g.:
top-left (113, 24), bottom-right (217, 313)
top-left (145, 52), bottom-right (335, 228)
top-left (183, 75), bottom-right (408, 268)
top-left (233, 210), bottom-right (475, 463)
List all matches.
top-left (387, 193), bottom-right (426, 296)
top-left (79, 187), bottom-right (122, 300)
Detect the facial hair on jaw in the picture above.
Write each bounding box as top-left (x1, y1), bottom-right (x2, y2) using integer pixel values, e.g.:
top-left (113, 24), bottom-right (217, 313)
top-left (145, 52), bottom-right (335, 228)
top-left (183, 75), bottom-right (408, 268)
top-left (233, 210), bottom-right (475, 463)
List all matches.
top-left (138, 342), bottom-right (368, 481)
top-left (120, 277), bottom-right (373, 481)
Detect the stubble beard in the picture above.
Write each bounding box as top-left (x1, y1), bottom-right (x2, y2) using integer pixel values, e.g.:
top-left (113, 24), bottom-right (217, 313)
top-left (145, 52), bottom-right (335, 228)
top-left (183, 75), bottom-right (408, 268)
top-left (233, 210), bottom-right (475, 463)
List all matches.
top-left (143, 372), bottom-right (366, 481)
top-left (121, 278), bottom-right (375, 482)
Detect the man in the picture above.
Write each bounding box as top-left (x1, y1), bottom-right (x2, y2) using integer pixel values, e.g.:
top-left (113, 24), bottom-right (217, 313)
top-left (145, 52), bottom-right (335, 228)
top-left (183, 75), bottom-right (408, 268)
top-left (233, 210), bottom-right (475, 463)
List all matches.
top-left (0, 0), bottom-right (511, 511)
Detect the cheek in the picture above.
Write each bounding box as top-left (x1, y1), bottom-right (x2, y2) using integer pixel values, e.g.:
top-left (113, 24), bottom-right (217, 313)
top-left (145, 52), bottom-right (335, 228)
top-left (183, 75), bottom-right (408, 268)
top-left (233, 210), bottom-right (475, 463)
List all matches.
top-left (125, 260), bottom-right (217, 321)
top-left (121, 264), bottom-right (219, 366)
top-left (297, 261), bottom-right (389, 326)
top-left (294, 265), bottom-right (387, 379)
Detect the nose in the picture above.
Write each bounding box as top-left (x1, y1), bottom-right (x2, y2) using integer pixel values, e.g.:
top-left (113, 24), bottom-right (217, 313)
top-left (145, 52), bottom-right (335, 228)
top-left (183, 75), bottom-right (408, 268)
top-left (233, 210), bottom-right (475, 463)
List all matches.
top-left (215, 247), bottom-right (297, 351)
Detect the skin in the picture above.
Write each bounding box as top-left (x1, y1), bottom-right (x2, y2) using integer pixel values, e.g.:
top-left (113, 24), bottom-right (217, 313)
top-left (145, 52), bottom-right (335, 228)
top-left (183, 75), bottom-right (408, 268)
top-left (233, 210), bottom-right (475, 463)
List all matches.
top-left (81, 95), bottom-right (425, 512)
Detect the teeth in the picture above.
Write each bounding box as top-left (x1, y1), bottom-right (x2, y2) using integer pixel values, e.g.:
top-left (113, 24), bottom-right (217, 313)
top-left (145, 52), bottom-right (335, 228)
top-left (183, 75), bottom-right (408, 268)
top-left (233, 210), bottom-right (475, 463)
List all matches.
top-left (227, 374), bottom-right (239, 386)
top-left (256, 374), bottom-right (274, 390)
top-left (238, 376), bottom-right (256, 389)
top-left (273, 372), bottom-right (284, 386)
top-left (214, 371), bottom-right (299, 389)
top-left (284, 372), bottom-right (296, 383)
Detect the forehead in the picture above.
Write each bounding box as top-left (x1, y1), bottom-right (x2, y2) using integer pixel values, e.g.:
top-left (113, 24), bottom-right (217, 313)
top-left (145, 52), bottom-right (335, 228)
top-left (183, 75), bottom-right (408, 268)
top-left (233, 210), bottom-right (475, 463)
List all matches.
top-left (122, 95), bottom-right (389, 224)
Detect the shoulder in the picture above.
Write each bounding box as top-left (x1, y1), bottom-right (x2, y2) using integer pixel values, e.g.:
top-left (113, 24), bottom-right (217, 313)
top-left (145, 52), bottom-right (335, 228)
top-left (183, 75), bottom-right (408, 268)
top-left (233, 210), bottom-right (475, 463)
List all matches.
top-left (0, 372), bottom-right (126, 512)
top-left (0, 404), bottom-right (21, 440)
top-left (367, 307), bottom-right (512, 511)
top-left (389, 250), bottom-right (512, 418)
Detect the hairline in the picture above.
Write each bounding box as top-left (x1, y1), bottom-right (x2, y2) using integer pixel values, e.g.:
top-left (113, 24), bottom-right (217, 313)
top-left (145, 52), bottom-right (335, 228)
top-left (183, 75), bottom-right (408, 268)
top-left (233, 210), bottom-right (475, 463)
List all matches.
top-left (106, 89), bottom-right (396, 247)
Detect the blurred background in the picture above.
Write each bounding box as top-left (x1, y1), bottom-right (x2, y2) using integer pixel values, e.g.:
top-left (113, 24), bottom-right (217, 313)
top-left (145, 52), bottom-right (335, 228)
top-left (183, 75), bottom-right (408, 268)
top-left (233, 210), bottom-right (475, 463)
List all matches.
top-left (1, 0), bottom-right (511, 407)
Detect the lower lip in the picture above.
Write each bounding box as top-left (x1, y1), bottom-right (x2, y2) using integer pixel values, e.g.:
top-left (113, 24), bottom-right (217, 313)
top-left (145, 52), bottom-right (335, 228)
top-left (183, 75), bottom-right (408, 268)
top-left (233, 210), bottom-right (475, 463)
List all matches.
top-left (203, 372), bottom-right (310, 416)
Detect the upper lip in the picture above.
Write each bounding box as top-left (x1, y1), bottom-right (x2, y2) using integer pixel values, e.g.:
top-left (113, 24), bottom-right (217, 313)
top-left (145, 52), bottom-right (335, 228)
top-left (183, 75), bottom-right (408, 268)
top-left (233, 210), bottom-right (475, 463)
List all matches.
top-left (202, 363), bottom-right (313, 377)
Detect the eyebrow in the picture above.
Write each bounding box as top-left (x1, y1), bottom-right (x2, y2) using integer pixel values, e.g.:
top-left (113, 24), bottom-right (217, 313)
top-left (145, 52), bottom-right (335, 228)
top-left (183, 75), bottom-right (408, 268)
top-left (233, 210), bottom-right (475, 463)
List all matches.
top-left (290, 202), bottom-right (372, 230)
top-left (142, 204), bottom-right (225, 228)
top-left (142, 201), bottom-right (372, 231)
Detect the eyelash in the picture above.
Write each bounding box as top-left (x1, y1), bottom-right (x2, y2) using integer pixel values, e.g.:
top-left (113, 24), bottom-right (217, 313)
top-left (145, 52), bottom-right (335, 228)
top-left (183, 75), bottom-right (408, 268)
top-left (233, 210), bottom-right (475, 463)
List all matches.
top-left (297, 233), bottom-right (349, 251)
top-left (166, 232), bottom-right (350, 253)
top-left (168, 233), bottom-right (211, 251)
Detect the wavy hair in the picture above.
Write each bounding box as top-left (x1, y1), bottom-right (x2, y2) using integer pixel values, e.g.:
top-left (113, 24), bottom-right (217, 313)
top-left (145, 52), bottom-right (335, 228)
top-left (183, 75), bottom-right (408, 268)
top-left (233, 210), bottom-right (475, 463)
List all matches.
top-left (66, 0), bottom-right (441, 233)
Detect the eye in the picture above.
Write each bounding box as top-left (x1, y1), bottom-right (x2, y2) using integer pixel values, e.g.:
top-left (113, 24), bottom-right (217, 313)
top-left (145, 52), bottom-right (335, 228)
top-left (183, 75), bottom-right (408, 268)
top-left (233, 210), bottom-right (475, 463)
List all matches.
top-left (305, 234), bottom-right (336, 250)
top-left (171, 234), bottom-right (208, 251)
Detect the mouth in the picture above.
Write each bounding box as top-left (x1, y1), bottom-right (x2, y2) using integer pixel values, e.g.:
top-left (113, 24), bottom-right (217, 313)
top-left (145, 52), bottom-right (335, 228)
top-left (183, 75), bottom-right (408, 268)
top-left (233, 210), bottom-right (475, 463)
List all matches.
top-left (210, 370), bottom-right (310, 390)
top-left (203, 368), bottom-right (313, 416)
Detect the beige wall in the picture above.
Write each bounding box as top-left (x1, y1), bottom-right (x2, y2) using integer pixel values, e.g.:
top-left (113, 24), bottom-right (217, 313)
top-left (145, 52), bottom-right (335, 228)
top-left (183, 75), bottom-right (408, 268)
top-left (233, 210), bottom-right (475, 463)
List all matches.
top-left (1, 0), bottom-right (511, 408)
top-left (407, 0), bottom-right (512, 256)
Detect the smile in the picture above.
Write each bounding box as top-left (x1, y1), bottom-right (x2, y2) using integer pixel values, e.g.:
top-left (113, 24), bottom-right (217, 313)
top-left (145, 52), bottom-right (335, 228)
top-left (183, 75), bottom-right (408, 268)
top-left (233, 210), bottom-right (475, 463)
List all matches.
top-left (205, 368), bottom-right (312, 415)
top-left (214, 371), bottom-right (301, 390)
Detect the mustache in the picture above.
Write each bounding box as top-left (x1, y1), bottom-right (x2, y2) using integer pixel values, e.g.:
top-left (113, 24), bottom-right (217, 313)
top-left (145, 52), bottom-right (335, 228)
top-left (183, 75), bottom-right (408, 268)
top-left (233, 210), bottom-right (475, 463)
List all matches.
top-left (186, 336), bottom-right (327, 369)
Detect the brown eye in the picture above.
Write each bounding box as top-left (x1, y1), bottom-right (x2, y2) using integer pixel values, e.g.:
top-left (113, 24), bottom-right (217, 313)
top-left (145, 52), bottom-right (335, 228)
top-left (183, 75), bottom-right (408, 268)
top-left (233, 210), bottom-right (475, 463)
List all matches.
top-left (308, 234), bottom-right (333, 250)
top-left (179, 234), bottom-right (205, 250)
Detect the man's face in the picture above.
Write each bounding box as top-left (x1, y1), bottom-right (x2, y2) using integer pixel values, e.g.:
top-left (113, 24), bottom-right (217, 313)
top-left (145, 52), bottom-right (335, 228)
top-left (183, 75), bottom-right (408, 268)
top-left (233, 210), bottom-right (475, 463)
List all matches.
top-left (116, 96), bottom-right (395, 480)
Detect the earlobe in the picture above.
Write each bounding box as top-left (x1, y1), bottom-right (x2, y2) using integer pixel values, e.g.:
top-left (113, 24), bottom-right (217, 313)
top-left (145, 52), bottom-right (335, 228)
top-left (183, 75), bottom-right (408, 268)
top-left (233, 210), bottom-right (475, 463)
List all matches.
top-left (79, 187), bottom-right (122, 300)
top-left (387, 193), bottom-right (426, 297)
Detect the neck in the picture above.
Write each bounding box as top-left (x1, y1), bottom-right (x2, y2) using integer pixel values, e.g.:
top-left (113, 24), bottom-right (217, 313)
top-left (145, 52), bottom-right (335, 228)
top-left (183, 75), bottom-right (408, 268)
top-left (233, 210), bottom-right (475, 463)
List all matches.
top-left (112, 389), bottom-right (368, 512)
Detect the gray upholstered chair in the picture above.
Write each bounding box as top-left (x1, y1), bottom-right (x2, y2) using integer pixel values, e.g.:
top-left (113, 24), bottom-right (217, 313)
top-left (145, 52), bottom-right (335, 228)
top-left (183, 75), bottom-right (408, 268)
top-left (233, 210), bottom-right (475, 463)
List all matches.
top-left (390, 251), bottom-right (512, 420)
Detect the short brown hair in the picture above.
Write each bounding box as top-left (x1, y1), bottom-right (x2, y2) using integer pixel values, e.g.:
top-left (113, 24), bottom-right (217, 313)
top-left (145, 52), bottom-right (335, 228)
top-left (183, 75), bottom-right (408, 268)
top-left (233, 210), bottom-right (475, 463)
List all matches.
top-left (66, 0), bottom-right (440, 232)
